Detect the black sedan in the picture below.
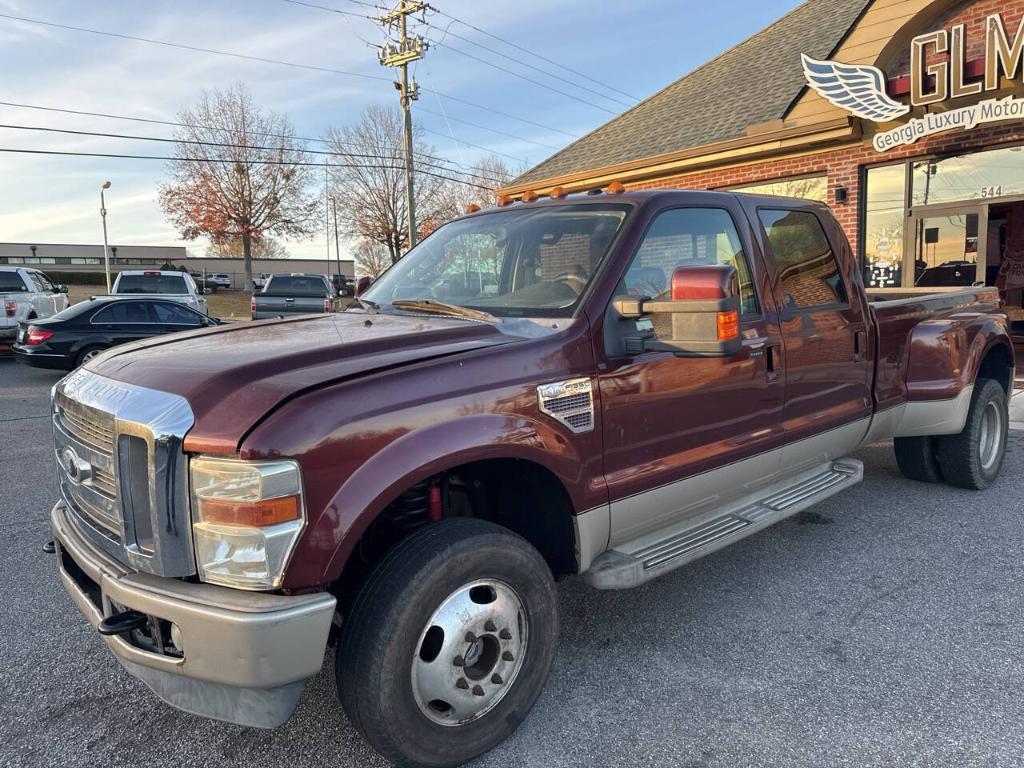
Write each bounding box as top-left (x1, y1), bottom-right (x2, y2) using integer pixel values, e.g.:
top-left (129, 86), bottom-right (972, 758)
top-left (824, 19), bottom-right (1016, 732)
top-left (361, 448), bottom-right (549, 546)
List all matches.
top-left (12, 296), bottom-right (221, 370)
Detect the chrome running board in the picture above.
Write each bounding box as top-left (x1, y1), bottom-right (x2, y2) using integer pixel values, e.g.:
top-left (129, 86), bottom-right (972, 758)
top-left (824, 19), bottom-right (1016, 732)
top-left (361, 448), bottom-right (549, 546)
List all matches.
top-left (584, 459), bottom-right (863, 590)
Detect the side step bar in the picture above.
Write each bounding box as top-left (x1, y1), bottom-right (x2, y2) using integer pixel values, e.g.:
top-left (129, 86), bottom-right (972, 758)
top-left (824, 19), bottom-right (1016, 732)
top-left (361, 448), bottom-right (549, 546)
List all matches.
top-left (584, 459), bottom-right (863, 590)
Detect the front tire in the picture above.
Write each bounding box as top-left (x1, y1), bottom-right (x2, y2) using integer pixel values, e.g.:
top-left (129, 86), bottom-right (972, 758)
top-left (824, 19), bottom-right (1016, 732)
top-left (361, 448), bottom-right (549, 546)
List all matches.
top-left (337, 518), bottom-right (558, 768)
top-left (937, 377), bottom-right (1008, 490)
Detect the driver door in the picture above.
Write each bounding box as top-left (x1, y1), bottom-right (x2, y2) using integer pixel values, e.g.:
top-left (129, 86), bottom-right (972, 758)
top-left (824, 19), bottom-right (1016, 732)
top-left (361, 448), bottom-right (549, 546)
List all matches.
top-left (597, 202), bottom-right (787, 546)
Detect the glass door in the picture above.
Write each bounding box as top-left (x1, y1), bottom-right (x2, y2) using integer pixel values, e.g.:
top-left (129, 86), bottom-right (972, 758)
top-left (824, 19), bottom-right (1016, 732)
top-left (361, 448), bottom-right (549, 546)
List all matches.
top-left (904, 206), bottom-right (987, 289)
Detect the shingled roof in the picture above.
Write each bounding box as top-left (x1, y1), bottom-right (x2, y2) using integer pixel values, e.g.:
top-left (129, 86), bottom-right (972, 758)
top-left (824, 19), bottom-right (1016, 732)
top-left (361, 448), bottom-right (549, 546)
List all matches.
top-left (514, 0), bottom-right (872, 186)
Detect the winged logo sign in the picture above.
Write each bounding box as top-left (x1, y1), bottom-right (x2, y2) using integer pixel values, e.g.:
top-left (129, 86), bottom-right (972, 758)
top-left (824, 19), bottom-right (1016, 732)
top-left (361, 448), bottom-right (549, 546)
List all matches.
top-left (801, 55), bottom-right (911, 123)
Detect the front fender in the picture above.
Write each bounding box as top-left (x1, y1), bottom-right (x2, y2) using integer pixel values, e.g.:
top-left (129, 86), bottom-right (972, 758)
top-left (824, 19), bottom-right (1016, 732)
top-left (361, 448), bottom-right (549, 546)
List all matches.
top-left (298, 413), bottom-right (590, 587)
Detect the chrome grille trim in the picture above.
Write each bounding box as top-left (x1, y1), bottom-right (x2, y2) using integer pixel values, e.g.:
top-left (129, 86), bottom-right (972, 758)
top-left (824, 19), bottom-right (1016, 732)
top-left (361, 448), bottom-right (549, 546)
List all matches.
top-left (52, 368), bottom-right (196, 577)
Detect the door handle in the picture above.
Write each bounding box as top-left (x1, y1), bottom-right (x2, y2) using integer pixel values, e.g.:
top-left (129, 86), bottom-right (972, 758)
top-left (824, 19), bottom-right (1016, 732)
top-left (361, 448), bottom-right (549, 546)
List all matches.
top-left (853, 330), bottom-right (866, 362)
top-left (766, 343), bottom-right (782, 383)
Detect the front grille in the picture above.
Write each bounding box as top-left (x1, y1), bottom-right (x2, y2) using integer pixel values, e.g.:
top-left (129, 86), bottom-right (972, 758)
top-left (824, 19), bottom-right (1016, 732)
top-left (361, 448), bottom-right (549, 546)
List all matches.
top-left (53, 368), bottom-right (197, 577)
top-left (56, 393), bottom-right (115, 455)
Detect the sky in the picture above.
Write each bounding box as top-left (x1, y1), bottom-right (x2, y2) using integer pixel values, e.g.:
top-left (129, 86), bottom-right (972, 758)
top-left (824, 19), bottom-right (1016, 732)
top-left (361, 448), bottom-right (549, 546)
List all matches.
top-left (0, 0), bottom-right (805, 260)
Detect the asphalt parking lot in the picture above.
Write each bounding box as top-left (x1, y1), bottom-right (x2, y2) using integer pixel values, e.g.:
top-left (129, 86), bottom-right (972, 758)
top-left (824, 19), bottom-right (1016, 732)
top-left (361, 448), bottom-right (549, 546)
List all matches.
top-left (3, 357), bottom-right (1024, 768)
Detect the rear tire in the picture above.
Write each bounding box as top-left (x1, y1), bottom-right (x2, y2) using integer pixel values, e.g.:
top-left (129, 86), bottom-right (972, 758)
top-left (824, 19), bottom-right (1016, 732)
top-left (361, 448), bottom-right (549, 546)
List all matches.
top-left (337, 518), bottom-right (558, 768)
top-left (894, 436), bottom-right (943, 483)
top-left (937, 378), bottom-right (1008, 490)
top-left (76, 345), bottom-right (106, 367)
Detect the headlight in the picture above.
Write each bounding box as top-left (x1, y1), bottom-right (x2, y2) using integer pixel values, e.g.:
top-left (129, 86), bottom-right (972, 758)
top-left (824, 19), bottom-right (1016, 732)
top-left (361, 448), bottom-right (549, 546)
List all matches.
top-left (190, 457), bottom-right (305, 590)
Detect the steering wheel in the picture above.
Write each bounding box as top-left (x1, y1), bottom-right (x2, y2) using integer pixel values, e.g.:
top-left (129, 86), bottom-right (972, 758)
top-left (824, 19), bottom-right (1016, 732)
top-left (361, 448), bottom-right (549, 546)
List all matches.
top-left (552, 271), bottom-right (588, 296)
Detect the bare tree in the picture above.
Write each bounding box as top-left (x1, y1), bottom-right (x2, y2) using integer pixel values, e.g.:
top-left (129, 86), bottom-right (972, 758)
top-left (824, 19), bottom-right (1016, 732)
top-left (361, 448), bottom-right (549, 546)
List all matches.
top-left (354, 239), bottom-right (393, 279)
top-left (325, 105), bottom-right (448, 266)
top-left (206, 235), bottom-right (289, 259)
top-left (159, 84), bottom-right (320, 289)
top-left (433, 157), bottom-right (519, 224)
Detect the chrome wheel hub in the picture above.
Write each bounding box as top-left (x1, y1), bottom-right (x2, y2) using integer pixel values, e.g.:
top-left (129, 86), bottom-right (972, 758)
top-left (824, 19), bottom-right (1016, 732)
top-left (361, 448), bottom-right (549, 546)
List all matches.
top-left (411, 579), bottom-right (527, 726)
top-left (979, 400), bottom-right (1004, 471)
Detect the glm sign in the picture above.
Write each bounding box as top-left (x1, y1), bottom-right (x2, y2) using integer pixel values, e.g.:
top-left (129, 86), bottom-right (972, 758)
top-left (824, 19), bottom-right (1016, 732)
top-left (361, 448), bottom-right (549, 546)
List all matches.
top-left (803, 13), bottom-right (1024, 152)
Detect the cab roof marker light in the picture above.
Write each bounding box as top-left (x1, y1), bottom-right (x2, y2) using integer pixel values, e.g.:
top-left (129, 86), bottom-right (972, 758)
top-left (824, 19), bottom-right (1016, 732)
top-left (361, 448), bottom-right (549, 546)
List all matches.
top-left (522, 190), bottom-right (539, 202)
top-left (550, 187), bottom-right (569, 199)
top-left (606, 181), bottom-right (626, 194)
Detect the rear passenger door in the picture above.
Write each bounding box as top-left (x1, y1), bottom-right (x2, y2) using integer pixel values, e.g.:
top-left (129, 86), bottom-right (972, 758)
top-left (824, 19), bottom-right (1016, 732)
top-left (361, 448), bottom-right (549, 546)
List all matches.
top-left (91, 301), bottom-right (159, 346)
top-left (752, 206), bottom-right (872, 460)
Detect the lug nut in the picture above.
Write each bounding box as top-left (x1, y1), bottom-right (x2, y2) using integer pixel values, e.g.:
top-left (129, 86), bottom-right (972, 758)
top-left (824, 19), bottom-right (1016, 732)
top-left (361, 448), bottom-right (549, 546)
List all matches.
top-left (499, 628), bottom-right (512, 640)
top-left (502, 650), bottom-right (514, 662)
top-left (453, 655), bottom-right (465, 667)
top-left (484, 620), bottom-right (497, 632)
top-left (464, 631), bottom-right (477, 643)
top-left (491, 673), bottom-right (503, 684)
top-left (472, 685), bottom-right (485, 697)
top-left (456, 678), bottom-right (469, 690)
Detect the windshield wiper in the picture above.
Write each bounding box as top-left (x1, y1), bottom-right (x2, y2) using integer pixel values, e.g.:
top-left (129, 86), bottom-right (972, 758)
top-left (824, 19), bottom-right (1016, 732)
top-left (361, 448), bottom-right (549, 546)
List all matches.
top-left (391, 299), bottom-right (498, 323)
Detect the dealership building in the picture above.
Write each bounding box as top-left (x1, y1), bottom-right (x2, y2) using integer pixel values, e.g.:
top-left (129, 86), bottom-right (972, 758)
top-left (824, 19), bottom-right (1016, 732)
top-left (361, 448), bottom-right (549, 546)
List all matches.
top-left (505, 0), bottom-right (1024, 342)
top-left (0, 242), bottom-right (354, 289)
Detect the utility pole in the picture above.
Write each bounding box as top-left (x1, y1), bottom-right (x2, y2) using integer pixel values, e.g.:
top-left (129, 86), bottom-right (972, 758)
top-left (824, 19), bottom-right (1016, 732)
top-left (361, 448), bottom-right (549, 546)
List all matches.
top-left (332, 197), bottom-right (342, 287)
top-left (376, 1), bottom-right (429, 252)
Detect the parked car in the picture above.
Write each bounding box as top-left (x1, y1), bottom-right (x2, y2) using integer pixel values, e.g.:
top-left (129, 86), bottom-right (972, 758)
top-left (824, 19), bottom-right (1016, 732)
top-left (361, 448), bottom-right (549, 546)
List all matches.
top-left (111, 270), bottom-right (208, 315)
top-left (253, 272), bottom-right (271, 291)
top-left (188, 272), bottom-right (218, 294)
top-left (209, 272), bottom-right (233, 289)
top-left (44, 189), bottom-right (1013, 768)
top-left (251, 273), bottom-right (338, 319)
top-left (0, 267), bottom-right (68, 345)
top-left (12, 296), bottom-right (221, 370)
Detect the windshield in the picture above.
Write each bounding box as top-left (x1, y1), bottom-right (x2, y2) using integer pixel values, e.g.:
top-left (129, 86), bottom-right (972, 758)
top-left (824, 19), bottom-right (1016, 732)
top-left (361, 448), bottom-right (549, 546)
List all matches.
top-left (263, 275), bottom-right (330, 297)
top-left (363, 204), bottom-right (631, 317)
top-left (116, 274), bottom-right (188, 294)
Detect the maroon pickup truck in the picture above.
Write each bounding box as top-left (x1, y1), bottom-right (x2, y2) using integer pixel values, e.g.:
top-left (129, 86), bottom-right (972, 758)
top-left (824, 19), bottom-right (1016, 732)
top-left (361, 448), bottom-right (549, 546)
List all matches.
top-left (47, 189), bottom-right (1013, 767)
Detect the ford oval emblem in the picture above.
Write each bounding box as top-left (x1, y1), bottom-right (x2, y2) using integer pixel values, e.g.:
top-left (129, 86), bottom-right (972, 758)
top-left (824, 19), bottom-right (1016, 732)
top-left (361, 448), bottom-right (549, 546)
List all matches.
top-left (61, 447), bottom-right (92, 485)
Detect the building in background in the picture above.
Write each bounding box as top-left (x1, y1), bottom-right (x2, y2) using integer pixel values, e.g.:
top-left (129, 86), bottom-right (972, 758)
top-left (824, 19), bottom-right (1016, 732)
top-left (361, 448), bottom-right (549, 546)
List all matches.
top-left (504, 0), bottom-right (1024, 346)
top-left (0, 242), bottom-right (354, 289)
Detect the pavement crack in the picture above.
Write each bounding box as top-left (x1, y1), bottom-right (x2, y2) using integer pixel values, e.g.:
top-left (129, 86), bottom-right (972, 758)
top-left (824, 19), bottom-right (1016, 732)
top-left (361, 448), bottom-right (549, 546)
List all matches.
top-left (0, 414), bottom-right (49, 423)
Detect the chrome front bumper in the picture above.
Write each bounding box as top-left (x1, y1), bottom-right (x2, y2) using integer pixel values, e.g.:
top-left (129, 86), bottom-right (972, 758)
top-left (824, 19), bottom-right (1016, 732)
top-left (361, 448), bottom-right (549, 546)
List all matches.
top-left (51, 500), bottom-right (336, 728)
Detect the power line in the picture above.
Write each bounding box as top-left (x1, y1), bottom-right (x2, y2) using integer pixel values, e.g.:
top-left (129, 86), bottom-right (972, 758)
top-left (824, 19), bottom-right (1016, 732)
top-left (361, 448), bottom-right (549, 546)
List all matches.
top-left (0, 121), bottom-right (509, 184)
top-left (280, 0), bottom-right (632, 110)
top-left (415, 106), bottom-right (560, 151)
top-left (0, 100), bottom-right (508, 181)
top-left (426, 39), bottom-right (618, 115)
top-left (0, 11), bottom-right (579, 139)
top-left (426, 5), bottom-right (640, 102)
top-left (419, 126), bottom-right (525, 164)
top-left (0, 147), bottom-right (493, 190)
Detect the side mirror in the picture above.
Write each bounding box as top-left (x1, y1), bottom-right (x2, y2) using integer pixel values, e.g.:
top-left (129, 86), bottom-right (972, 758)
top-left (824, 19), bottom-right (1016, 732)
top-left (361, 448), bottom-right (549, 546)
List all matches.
top-left (55, 284), bottom-right (68, 294)
top-left (614, 265), bottom-right (742, 357)
top-left (355, 276), bottom-right (372, 297)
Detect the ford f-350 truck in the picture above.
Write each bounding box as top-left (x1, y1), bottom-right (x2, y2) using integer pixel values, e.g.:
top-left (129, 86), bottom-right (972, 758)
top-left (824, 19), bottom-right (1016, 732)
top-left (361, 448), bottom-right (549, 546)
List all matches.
top-left (46, 189), bottom-right (1013, 767)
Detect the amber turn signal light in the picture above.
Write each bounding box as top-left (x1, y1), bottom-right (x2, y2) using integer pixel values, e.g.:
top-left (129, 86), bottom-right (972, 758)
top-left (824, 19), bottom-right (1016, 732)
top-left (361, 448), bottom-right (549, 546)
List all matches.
top-left (717, 310), bottom-right (740, 341)
top-left (200, 495), bottom-right (301, 527)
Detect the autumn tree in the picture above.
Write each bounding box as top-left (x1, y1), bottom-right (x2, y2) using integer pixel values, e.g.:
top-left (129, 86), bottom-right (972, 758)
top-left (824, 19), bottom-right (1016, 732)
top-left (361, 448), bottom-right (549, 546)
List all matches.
top-left (325, 105), bottom-right (448, 266)
top-left (206, 235), bottom-right (288, 259)
top-left (433, 156), bottom-right (519, 224)
top-left (159, 84), bottom-right (320, 289)
top-left (354, 239), bottom-right (393, 279)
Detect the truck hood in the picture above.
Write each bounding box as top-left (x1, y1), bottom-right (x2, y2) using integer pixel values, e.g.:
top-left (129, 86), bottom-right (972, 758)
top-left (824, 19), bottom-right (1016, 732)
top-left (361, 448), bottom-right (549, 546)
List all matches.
top-left (89, 311), bottom-right (526, 453)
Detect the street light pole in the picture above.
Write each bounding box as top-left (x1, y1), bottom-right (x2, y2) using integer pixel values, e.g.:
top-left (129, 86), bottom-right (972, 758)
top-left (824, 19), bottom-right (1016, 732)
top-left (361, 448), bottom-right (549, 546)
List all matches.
top-left (100, 180), bottom-right (112, 293)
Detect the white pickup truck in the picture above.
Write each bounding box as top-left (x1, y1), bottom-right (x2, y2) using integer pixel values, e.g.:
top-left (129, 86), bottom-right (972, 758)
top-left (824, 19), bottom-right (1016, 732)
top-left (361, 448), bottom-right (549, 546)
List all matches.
top-left (0, 267), bottom-right (69, 344)
top-left (111, 271), bottom-right (209, 315)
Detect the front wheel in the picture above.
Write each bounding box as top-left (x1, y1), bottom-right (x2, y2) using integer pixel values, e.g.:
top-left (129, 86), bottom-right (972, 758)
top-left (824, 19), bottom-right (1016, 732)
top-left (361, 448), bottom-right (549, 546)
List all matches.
top-left (337, 519), bottom-right (558, 768)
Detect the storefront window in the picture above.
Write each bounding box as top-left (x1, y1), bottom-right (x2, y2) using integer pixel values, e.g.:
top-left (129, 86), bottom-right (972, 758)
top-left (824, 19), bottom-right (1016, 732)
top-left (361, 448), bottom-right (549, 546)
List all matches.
top-left (726, 175), bottom-right (827, 202)
top-left (862, 164), bottom-right (906, 289)
top-left (912, 146), bottom-right (1024, 206)
top-left (911, 213), bottom-right (980, 287)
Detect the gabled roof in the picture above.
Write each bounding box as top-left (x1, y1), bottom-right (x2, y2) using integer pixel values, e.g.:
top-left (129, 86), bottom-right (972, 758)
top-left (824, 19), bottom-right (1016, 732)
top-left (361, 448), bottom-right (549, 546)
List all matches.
top-left (514, 0), bottom-right (872, 186)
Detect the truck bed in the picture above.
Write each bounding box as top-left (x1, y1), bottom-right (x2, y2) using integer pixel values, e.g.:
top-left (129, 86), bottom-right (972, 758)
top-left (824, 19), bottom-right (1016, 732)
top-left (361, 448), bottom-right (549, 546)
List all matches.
top-left (870, 287), bottom-right (1004, 412)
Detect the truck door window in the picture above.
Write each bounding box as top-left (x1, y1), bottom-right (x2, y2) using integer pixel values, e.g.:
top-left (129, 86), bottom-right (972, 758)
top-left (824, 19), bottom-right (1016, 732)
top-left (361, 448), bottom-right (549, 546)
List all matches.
top-left (622, 207), bottom-right (759, 316)
top-left (758, 209), bottom-right (847, 309)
